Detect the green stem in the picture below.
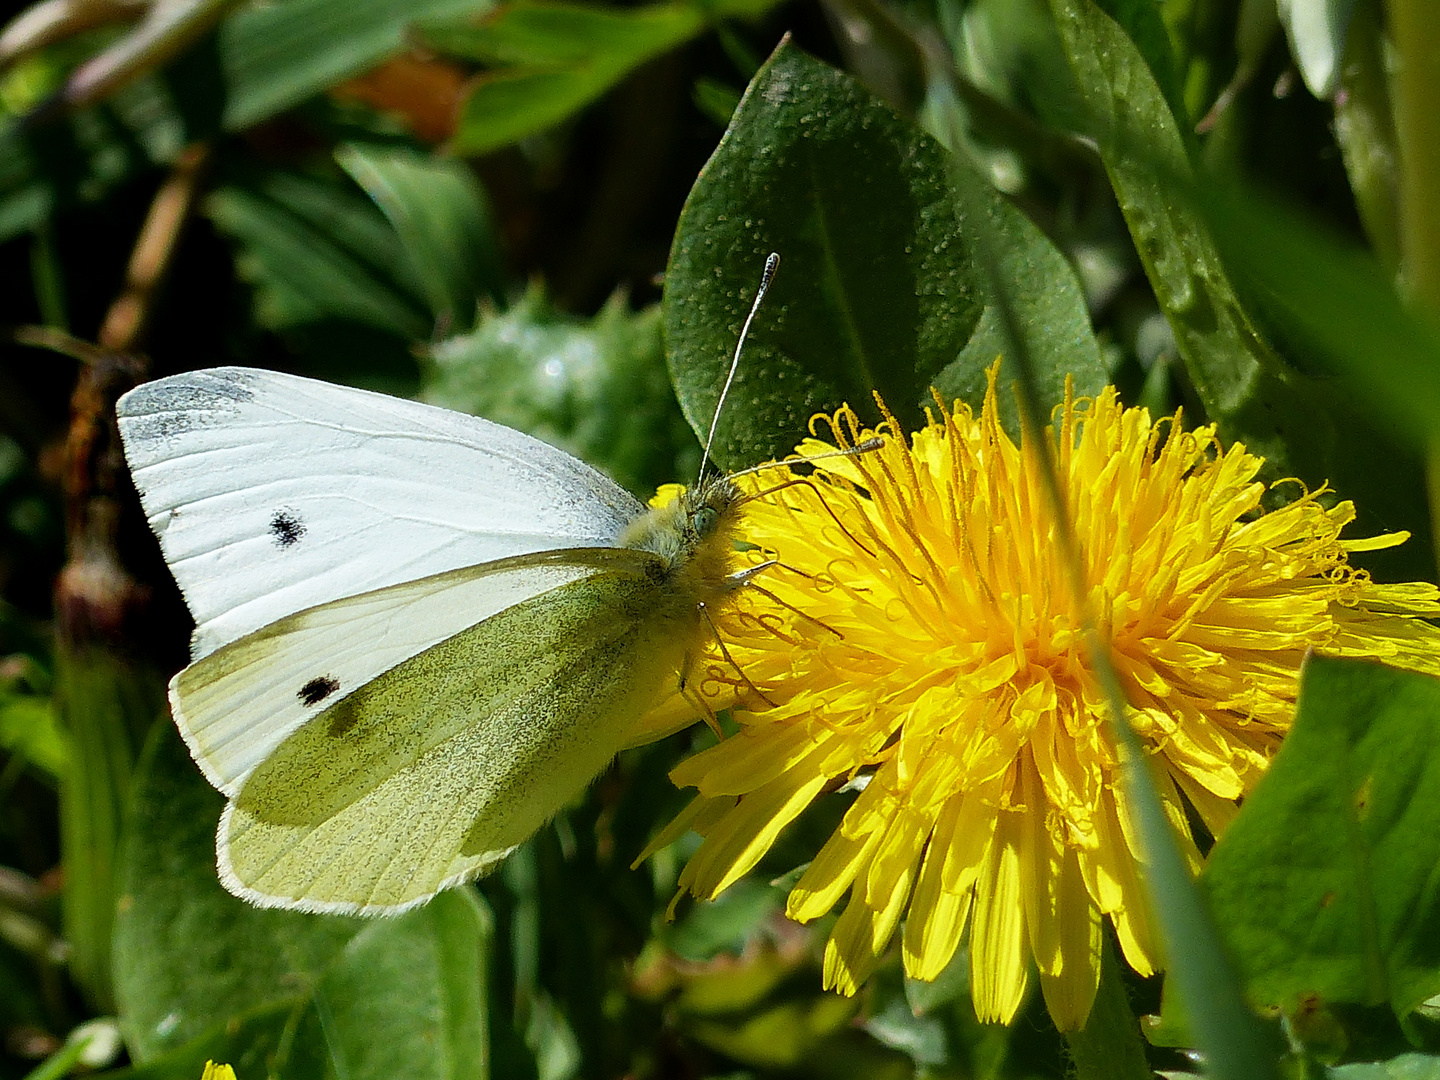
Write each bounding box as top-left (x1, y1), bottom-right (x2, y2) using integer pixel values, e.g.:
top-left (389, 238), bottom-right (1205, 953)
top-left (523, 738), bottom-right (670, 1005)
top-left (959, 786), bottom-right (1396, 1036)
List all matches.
top-left (1335, 0), bottom-right (1400, 274)
top-left (1065, 937), bottom-right (1152, 1080)
top-left (56, 647), bottom-right (161, 1012)
top-left (1390, 0), bottom-right (1440, 309)
top-left (1389, 0), bottom-right (1440, 570)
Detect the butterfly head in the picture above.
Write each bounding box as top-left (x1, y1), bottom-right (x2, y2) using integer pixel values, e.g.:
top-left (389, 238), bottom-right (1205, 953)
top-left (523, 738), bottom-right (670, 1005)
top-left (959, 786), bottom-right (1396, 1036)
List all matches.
top-left (620, 474), bottom-right (744, 589)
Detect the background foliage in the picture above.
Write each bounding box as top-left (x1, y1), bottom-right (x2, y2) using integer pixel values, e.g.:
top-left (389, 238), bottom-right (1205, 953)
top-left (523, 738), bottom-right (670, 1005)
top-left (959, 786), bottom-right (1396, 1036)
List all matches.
top-left (2, 0), bottom-right (1440, 1077)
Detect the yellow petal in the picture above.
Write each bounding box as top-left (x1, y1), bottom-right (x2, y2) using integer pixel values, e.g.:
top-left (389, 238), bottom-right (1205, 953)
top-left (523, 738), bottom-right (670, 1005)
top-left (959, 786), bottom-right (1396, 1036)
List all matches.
top-left (1035, 846), bottom-right (1102, 1031)
top-left (969, 809), bottom-right (1029, 1024)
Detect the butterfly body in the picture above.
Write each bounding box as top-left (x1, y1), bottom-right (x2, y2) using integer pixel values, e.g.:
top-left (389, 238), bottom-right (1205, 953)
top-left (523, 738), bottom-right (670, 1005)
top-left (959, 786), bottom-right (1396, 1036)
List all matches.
top-left (118, 367), bottom-right (746, 914)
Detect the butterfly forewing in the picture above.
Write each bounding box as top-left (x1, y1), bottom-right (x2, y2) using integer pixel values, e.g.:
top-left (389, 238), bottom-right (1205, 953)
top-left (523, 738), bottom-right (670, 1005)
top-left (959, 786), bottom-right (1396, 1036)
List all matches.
top-left (219, 555), bottom-right (702, 913)
top-left (117, 368), bottom-right (645, 657)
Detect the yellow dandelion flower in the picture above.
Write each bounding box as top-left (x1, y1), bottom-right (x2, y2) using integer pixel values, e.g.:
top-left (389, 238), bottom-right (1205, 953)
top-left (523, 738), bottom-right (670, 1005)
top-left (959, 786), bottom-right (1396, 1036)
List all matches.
top-left (201, 1063), bottom-right (236, 1080)
top-left (659, 368), bottom-right (1440, 1032)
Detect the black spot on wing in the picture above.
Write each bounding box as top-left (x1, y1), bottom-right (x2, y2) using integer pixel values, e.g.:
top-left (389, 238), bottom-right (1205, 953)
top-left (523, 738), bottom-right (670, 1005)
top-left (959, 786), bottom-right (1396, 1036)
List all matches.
top-left (298, 675), bottom-right (340, 706)
top-left (270, 510), bottom-right (305, 547)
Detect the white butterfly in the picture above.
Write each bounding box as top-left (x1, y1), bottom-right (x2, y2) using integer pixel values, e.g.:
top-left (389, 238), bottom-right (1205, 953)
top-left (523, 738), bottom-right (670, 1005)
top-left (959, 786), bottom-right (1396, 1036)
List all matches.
top-left (116, 257), bottom-right (787, 915)
top-left (118, 365), bottom-right (751, 914)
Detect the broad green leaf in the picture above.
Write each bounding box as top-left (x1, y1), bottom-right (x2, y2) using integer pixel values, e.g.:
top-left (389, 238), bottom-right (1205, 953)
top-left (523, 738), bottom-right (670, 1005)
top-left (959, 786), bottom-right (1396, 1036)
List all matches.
top-left (307, 892), bottom-right (490, 1080)
top-left (937, 153), bottom-right (1109, 434)
top-left (113, 724), bottom-right (362, 1063)
top-left (337, 143), bottom-right (504, 329)
top-left (434, 0), bottom-right (779, 156)
top-left (100, 1002), bottom-right (303, 1080)
top-left (1277, 0), bottom-right (1356, 99)
top-left (206, 171), bottom-right (432, 340)
top-left (666, 41), bottom-right (1105, 468)
top-left (954, 0), bottom-right (1181, 130)
top-left (948, 0), bottom-right (1082, 126)
top-left (218, 0), bottom-right (491, 132)
top-left (449, 67), bottom-right (623, 155)
top-left (1329, 1055), bottom-right (1440, 1079)
top-left (428, 1), bottom-right (703, 66)
top-left (1203, 656), bottom-right (1440, 1019)
top-left (113, 723), bottom-right (493, 1079)
top-left (422, 287), bottom-right (695, 495)
top-left (664, 42), bottom-right (987, 468)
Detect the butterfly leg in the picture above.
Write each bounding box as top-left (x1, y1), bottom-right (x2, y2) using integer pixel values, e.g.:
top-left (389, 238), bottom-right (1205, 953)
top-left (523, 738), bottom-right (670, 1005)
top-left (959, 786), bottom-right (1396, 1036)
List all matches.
top-left (698, 600), bottom-right (777, 710)
top-left (682, 677), bottom-right (725, 738)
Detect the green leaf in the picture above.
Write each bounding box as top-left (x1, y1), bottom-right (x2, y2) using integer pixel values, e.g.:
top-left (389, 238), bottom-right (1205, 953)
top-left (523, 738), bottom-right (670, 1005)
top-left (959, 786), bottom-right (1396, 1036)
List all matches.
top-left (1047, 0), bottom-right (1433, 582)
top-left (310, 892), bottom-right (491, 1080)
top-left (667, 878), bottom-right (781, 962)
top-left (902, 947), bottom-right (969, 1015)
top-left (1329, 1055), bottom-right (1440, 1079)
top-left (113, 724), bottom-right (359, 1063)
top-left (1047, 0), bottom-right (1279, 421)
top-left (665, 40), bottom-right (1105, 468)
top-left (936, 153), bottom-right (1109, 435)
top-left (218, 0), bottom-right (492, 132)
top-left (337, 143), bottom-right (504, 329)
top-left (1277, 0), bottom-right (1357, 99)
top-left (113, 723), bottom-right (493, 1079)
top-left (0, 691), bottom-right (67, 779)
top-left (1189, 182), bottom-right (1437, 580)
top-left (422, 288), bottom-right (696, 495)
top-left (1202, 656), bottom-right (1440, 1020)
top-left (434, 0), bottom-right (780, 156)
top-left (1196, 184), bottom-right (1440, 445)
top-left (949, 0), bottom-right (1083, 130)
top-left (1098, 680), bottom-right (1284, 1080)
top-left (1063, 939), bottom-right (1152, 1080)
top-left (206, 170), bottom-right (432, 340)
top-left (664, 41), bottom-right (987, 468)
top-left (692, 76), bottom-right (741, 127)
top-left (97, 1003), bottom-right (301, 1080)
top-left (1090, 0), bottom-right (1186, 121)
top-left (863, 989), bottom-right (948, 1068)
top-left (428, 1), bottom-right (703, 66)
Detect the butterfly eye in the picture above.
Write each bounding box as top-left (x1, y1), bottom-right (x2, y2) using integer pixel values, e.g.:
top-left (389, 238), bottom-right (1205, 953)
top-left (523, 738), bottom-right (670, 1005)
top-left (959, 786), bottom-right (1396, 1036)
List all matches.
top-left (692, 506), bottom-right (719, 536)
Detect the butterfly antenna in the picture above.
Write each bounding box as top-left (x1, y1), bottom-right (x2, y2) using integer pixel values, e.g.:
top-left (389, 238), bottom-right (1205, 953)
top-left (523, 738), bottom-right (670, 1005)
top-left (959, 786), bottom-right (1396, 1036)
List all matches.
top-left (698, 252), bottom-right (780, 483)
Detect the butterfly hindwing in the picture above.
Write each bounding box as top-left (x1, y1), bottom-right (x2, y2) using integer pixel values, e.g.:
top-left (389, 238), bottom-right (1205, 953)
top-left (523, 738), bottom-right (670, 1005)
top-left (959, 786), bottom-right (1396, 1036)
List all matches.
top-left (217, 553), bottom-right (703, 913)
top-left (170, 550), bottom-right (623, 796)
top-left (117, 367), bottom-right (645, 657)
